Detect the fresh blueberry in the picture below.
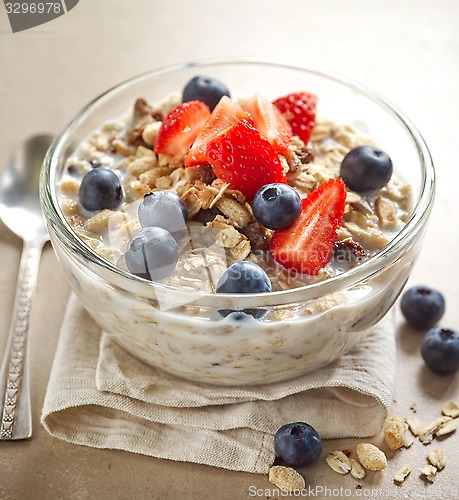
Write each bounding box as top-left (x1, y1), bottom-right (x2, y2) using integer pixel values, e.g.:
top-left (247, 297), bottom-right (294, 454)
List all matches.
top-left (138, 191), bottom-right (188, 240)
top-left (125, 227), bottom-right (178, 281)
top-left (218, 308), bottom-right (267, 320)
top-left (401, 285), bottom-right (445, 330)
top-left (252, 183), bottom-right (302, 230)
top-left (78, 168), bottom-right (123, 212)
top-left (340, 145), bottom-right (393, 192)
top-left (216, 261), bottom-right (272, 294)
top-left (274, 422), bottom-right (323, 467)
top-left (182, 75), bottom-right (230, 111)
top-left (421, 328), bottom-right (459, 375)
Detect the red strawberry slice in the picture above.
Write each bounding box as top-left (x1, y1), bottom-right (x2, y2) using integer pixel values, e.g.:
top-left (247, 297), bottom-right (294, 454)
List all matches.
top-left (206, 119), bottom-right (286, 201)
top-left (154, 100), bottom-right (210, 156)
top-left (270, 177), bottom-right (346, 275)
top-left (273, 92), bottom-right (317, 144)
top-left (184, 96), bottom-right (252, 167)
top-left (244, 94), bottom-right (292, 154)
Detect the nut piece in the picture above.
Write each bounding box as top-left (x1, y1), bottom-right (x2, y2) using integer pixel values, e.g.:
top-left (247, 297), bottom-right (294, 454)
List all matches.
top-left (356, 443), bottom-right (387, 471)
top-left (394, 465), bottom-right (412, 483)
top-left (406, 416), bottom-right (422, 437)
top-left (420, 464), bottom-right (437, 483)
top-left (268, 466), bottom-right (305, 492)
top-left (350, 459), bottom-right (366, 479)
top-left (435, 418), bottom-right (457, 437)
top-left (427, 449), bottom-right (446, 470)
top-left (384, 416), bottom-right (409, 451)
top-left (325, 451), bottom-right (352, 474)
top-left (442, 400), bottom-right (459, 419)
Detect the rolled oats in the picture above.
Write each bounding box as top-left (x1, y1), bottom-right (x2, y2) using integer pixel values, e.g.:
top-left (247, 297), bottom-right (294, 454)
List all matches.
top-left (127, 156), bottom-right (157, 177)
top-left (441, 400), bottom-right (459, 418)
top-left (60, 179), bottom-right (80, 196)
top-left (419, 417), bottom-right (454, 443)
top-left (325, 451), bottom-right (352, 474)
top-left (268, 466), bottom-right (305, 492)
top-left (383, 416), bottom-right (409, 451)
top-left (375, 197), bottom-right (397, 227)
top-left (406, 416), bottom-right (422, 437)
top-left (419, 464), bottom-right (437, 483)
top-left (61, 198), bottom-right (79, 217)
top-left (215, 197), bottom-right (251, 228)
top-left (356, 443), bottom-right (387, 471)
top-left (142, 121), bottom-right (162, 147)
top-left (394, 465), bottom-right (412, 483)
top-left (350, 459), bottom-right (366, 479)
top-left (434, 417), bottom-right (456, 437)
top-left (427, 449), bottom-right (446, 470)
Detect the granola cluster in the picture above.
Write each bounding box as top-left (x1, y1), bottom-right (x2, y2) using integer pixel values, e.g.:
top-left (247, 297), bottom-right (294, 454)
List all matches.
top-left (59, 93), bottom-right (412, 291)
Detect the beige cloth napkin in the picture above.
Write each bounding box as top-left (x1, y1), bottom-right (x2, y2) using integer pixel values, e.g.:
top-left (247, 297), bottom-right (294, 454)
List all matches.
top-left (41, 294), bottom-right (395, 474)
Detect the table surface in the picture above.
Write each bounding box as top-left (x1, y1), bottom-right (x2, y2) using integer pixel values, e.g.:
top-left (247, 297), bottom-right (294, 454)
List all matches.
top-left (1, 1), bottom-right (458, 498)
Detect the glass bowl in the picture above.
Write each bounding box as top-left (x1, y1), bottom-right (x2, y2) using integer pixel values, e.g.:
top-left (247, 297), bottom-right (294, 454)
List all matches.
top-left (40, 58), bottom-right (435, 386)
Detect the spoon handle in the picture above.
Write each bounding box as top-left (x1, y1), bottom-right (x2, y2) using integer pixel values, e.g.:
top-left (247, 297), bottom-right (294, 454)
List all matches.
top-left (0, 238), bottom-right (45, 440)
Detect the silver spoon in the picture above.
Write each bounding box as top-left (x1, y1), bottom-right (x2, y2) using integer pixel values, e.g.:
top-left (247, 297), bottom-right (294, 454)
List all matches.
top-left (0, 134), bottom-right (53, 440)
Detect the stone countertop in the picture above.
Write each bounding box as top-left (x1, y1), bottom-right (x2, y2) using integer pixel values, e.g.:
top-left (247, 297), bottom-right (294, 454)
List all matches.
top-left (0, 1), bottom-right (458, 498)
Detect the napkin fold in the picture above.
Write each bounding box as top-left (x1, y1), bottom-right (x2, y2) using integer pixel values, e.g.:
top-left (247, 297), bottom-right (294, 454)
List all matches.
top-left (41, 294), bottom-right (395, 474)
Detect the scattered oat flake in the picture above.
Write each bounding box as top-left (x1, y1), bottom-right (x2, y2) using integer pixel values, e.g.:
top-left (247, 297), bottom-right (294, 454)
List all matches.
top-left (420, 464), bottom-right (437, 483)
top-left (403, 437), bottom-right (414, 448)
top-left (268, 466), bottom-right (305, 492)
top-left (384, 416), bottom-right (409, 451)
top-left (406, 416), bottom-right (422, 437)
top-left (419, 417), bottom-right (452, 444)
top-left (394, 465), bottom-right (412, 483)
top-left (356, 443), bottom-right (387, 471)
top-left (442, 400), bottom-right (459, 419)
top-left (350, 459), bottom-right (366, 479)
top-left (435, 418), bottom-right (457, 437)
top-left (427, 449), bottom-right (446, 470)
top-left (326, 451), bottom-right (352, 474)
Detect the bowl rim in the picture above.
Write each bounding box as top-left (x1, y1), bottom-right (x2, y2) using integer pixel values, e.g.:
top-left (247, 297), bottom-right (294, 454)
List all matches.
top-left (41, 57), bottom-right (435, 308)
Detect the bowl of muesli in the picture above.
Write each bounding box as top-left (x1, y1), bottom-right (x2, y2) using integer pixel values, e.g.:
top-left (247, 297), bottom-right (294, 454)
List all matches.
top-left (40, 59), bottom-right (434, 385)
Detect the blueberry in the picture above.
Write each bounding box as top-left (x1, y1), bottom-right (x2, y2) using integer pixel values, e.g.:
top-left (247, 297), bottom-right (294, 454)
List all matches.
top-left (218, 308), bottom-right (267, 320)
top-left (216, 261), bottom-right (272, 294)
top-left (78, 168), bottom-right (123, 212)
top-left (340, 145), bottom-right (393, 192)
top-left (401, 285), bottom-right (445, 330)
top-left (138, 191), bottom-right (188, 240)
top-left (182, 75), bottom-right (230, 111)
top-left (252, 184), bottom-right (302, 230)
top-left (125, 227), bottom-right (178, 281)
top-left (421, 328), bottom-right (459, 375)
top-left (274, 422), bottom-right (323, 467)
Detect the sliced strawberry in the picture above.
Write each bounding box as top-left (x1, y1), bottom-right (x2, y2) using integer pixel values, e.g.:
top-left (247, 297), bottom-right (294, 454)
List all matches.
top-left (154, 100), bottom-right (210, 156)
top-left (273, 92), bottom-right (317, 144)
top-left (184, 96), bottom-right (252, 167)
top-left (244, 94), bottom-right (292, 154)
top-left (206, 119), bottom-right (286, 201)
top-left (270, 177), bottom-right (346, 275)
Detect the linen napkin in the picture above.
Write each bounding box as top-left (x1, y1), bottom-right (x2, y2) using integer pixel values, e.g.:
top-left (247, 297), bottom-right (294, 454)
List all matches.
top-left (41, 294), bottom-right (395, 474)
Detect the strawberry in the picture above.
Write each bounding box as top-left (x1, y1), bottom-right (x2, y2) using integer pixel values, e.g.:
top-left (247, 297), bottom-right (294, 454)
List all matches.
top-left (270, 177), bottom-right (346, 275)
top-left (244, 94), bottom-right (292, 154)
top-left (206, 119), bottom-right (286, 201)
top-left (154, 100), bottom-right (210, 156)
top-left (273, 92), bottom-right (317, 144)
top-left (184, 96), bottom-right (252, 167)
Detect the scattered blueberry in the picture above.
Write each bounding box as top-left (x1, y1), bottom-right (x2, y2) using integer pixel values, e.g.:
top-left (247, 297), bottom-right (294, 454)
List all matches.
top-left (138, 191), bottom-right (188, 240)
top-left (421, 328), bottom-right (459, 375)
top-left (401, 285), bottom-right (445, 330)
top-left (252, 183), bottom-right (302, 230)
top-left (274, 422), bottom-right (323, 467)
top-left (78, 168), bottom-right (123, 212)
top-left (182, 75), bottom-right (230, 111)
top-left (216, 261), bottom-right (272, 294)
top-left (125, 227), bottom-right (178, 281)
top-left (340, 145), bottom-right (393, 192)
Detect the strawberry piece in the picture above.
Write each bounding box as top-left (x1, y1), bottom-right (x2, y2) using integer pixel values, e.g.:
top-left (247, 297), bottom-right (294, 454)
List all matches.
top-left (184, 96), bottom-right (252, 167)
top-left (273, 92), bottom-right (317, 144)
top-left (244, 94), bottom-right (292, 154)
top-left (154, 100), bottom-right (210, 156)
top-left (206, 119), bottom-right (286, 201)
top-left (270, 178), bottom-right (346, 275)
